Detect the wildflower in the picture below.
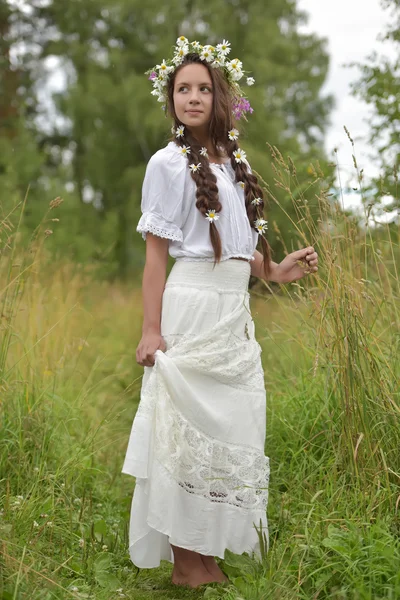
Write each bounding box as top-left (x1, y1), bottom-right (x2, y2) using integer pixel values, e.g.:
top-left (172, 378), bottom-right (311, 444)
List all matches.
top-left (238, 181), bottom-right (245, 189)
top-left (33, 521), bottom-right (39, 528)
top-left (233, 148), bottom-right (247, 164)
top-left (175, 125), bottom-right (185, 138)
top-left (179, 145), bottom-right (191, 157)
top-left (251, 197), bottom-right (262, 206)
top-left (51, 218), bottom-right (59, 222)
top-left (247, 77), bottom-right (255, 86)
top-left (34, 467), bottom-right (39, 472)
top-left (70, 587), bottom-right (79, 593)
top-left (102, 544), bottom-right (108, 551)
top-left (232, 97), bottom-right (254, 120)
top-left (44, 229), bottom-right (53, 237)
top-left (74, 498), bottom-right (81, 504)
top-left (189, 163), bottom-right (201, 173)
top-left (205, 210), bottom-right (220, 223)
top-left (200, 147), bottom-right (208, 158)
top-left (254, 219), bottom-right (268, 234)
top-left (200, 46), bottom-right (214, 62)
top-left (176, 36), bottom-right (189, 47)
top-left (228, 128), bottom-right (239, 141)
top-left (40, 513), bottom-right (49, 518)
top-left (216, 40), bottom-right (231, 56)
top-left (148, 71), bottom-right (157, 81)
top-left (192, 41), bottom-right (201, 50)
top-left (156, 60), bottom-right (173, 78)
top-left (46, 521), bottom-right (53, 527)
top-left (79, 538), bottom-right (85, 548)
top-left (16, 495), bottom-right (24, 501)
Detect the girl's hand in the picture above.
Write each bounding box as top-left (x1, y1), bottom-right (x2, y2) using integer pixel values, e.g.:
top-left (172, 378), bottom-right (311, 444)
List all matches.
top-left (275, 246), bottom-right (318, 284)
top-left (136, 331), bottom-right (167, 367)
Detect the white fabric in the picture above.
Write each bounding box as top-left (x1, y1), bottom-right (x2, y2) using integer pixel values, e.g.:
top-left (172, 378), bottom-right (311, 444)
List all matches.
top-left (122, 260), bottom-right (269, 568)
top-left (137, 141), bottom-right (258, 263)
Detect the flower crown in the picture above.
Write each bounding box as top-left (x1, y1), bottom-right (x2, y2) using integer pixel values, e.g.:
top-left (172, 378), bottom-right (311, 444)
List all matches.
top-left (146, 37), bottom-right (255, 120)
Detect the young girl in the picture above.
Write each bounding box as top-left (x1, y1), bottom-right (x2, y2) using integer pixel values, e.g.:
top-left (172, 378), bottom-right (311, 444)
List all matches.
top-left (122, 38), bottom-right (318, 589)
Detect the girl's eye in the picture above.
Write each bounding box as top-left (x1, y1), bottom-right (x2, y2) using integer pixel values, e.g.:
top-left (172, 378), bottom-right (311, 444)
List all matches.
top-left (178, 86), bottom-right (212, 92)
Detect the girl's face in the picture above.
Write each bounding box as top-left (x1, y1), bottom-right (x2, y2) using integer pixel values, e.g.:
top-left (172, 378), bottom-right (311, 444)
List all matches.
top-left (173, 64), bottom-right (213, 134)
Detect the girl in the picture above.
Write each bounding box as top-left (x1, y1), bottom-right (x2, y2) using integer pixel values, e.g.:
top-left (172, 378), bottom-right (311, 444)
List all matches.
top-left (122, 38), bottom-right (318, 589)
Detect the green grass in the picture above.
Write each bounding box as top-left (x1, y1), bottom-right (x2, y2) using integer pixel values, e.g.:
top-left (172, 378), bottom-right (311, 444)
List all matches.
top-left (1, 145), bottom-right (400, 599)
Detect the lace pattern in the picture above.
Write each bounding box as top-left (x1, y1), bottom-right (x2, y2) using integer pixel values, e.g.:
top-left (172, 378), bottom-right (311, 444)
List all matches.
top-left (137, 212), bottom-right (183, 242)
top-left (154, 389), bottom-right (269, 511)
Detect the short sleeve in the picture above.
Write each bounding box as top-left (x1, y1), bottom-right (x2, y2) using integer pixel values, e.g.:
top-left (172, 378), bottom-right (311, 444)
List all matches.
top-left (137, 149), bottom-right (187, 242)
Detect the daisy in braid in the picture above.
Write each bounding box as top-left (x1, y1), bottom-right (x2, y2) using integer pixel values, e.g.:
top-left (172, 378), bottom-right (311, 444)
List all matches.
top-left (127, 36), bottom-right (319, 591)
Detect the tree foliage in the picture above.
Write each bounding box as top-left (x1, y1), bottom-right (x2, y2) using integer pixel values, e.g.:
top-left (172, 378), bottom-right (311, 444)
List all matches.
top-left (3, 0), bottom-right (334, 274)
top-left (350, 0), bottom-right (399, 214)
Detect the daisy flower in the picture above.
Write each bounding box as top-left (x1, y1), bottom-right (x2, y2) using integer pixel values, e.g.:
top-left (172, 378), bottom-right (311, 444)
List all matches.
top-left (254, 219), bottom-right (268, 234)
top-left (228, 128), bottom-right (239, 141)
top-left (179, 145), bottom-right (191, 157)
top-left (200, 46), bottom-right (215, 62)
top-left (175, 125), bottom-right (185, 138)
top-left (205, 209), bottom-right (220, 223)
top-left (192, 41), bottom-right (201, 50)
top-left (211, 57), bottom-right (225, 68)
top-left (200, 147), bottom-right (209, 158)
top-left (238, 181), bottom-right (245, 189)
top-left (216, 40), bottom-right (231, 56)
top-left (251, 197), bottom-right (262, 206)
top-left (176, 36), bottom-right (189, 47)
top-left (189, 163), bottom-right (201, 173)
top-left (233, 148), bottom-right (247, 163)
top-left (156, 60), bottom-right (173, 78)
top-left (247, 77), bottom-right (255, 86)
top-left (175, 45), bottom-right (189, 60)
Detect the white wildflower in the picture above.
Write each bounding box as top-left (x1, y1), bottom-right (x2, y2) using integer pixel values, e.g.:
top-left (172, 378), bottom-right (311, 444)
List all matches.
top-left (175, 125), bottom-right (185, 138)
top-left (228, 128), bottom-right (239, 141)
top-left (205, 210), bottom-right (220, 223)
top-left (254, 219), bottom-right (268, 234)
top-left (233, 148), bottom-right (247, 163)
top-left (189, 163), bottom-right (201, 173)
top-left (247, 77), bottom-right (255, 86)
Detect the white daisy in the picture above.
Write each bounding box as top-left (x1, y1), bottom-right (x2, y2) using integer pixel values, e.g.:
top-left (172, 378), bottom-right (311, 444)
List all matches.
top-left (233, 148), bottom-right (247, 163)
top-left (176, 36), bottom-right (189, 47)
top-left (192, 41), bottom-right (201, 50)
top-left (200, 45), bottom-right (215, 62)
top-left (172, 53), bottom-right (184, 66)
top-left (156, 60), bottom-right (173, 77)
top-left (227, 58), bottom-right (243, 73)
top-left (175, 125), bottom-right (185, 138)
top-left (231, 68), bottom-right (243, 82)
top-left (200, 147), bottom-right (209, 158)
top-left (211, 58), bottom-right (225, 68)
top-left (157, 93), bottom-right (166, 103)
top-left (247, 77), bottom-right (255, 86)
top-left (179, 145), bottom-right (191, 157)
top-left (216, 40), bottom-right (231, 56)
top-left (189, 163), bottom-right (201, 173)
top-left (251, 197), bottom-right (262, 206)
top-left (228, 128), bottom-right (239, 141)
top-left (205, 209), bottom-right (220, 223)
top-left (238, 181), bottom-right (245, 189)
top-left (254, 219), bottom-right (268, 234)
top-left (174, 45), bottom-right (189, 60)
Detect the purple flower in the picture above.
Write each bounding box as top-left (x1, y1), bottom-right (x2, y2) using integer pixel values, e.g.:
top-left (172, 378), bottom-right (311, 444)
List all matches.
top-left (148, 71), bottom-right (157, 81)
top-left (232, 97), bottom-right (254, 120)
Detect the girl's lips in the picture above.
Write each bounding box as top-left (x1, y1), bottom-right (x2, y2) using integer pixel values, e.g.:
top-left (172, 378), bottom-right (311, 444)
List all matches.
top-left (186, 110), bottom-right (203, 114)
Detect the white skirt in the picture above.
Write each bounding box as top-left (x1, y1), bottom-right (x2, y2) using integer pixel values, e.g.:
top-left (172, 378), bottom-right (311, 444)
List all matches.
top-left (122, 259), bottom-right (269, 568)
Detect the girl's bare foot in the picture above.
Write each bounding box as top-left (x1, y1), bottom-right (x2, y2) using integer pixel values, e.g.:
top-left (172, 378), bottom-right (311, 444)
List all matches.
top-left (201, 555), bottom-right (229, 583)
top-left (171, 544), bottom-right (220, 588)
top-left (171, 565), bottom-right (216, 588)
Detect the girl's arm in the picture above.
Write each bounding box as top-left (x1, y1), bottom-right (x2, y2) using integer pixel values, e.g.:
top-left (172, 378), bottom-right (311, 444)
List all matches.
top-left (136, 233), bottom-right (169, 367)
top-left (251, 248), bottom-right (318, 283)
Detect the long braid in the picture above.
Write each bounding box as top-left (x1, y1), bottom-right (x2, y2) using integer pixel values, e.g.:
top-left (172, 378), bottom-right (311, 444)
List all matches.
top-left (172, 125), bottom-right (223, 263)
top-left (228, 139), bottom-right (272, 277)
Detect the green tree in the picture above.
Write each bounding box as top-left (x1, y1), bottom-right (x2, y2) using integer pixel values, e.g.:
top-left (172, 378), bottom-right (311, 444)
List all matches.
top-left (351, 0), bottom-right (399, 214)
top-left (6, 0), bottom-right (334, 274)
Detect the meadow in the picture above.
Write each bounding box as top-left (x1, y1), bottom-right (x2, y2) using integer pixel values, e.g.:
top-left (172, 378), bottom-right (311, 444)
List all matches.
top-left (1, 148), bottom-right (399, 599)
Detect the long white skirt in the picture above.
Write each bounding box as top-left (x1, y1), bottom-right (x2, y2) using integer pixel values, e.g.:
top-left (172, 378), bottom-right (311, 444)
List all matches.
top-left (122, 259), bottom-right (269, 568)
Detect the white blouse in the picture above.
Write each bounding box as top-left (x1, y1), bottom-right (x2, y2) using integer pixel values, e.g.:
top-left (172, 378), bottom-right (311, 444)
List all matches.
top-left (137, 141), bottom-right (258, 262)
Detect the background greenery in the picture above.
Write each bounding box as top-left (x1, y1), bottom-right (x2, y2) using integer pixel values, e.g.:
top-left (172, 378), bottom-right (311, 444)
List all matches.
top-left (1, 0), bottom-right (399, 598)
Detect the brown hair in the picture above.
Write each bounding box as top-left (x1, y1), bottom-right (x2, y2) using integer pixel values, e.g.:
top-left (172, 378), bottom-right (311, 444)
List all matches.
top-left (166, 52), bottom-right (271, 276)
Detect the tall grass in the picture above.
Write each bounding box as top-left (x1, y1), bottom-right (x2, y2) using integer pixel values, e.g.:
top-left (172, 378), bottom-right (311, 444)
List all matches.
top-left (1, 138), bottom-right (399, 599)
